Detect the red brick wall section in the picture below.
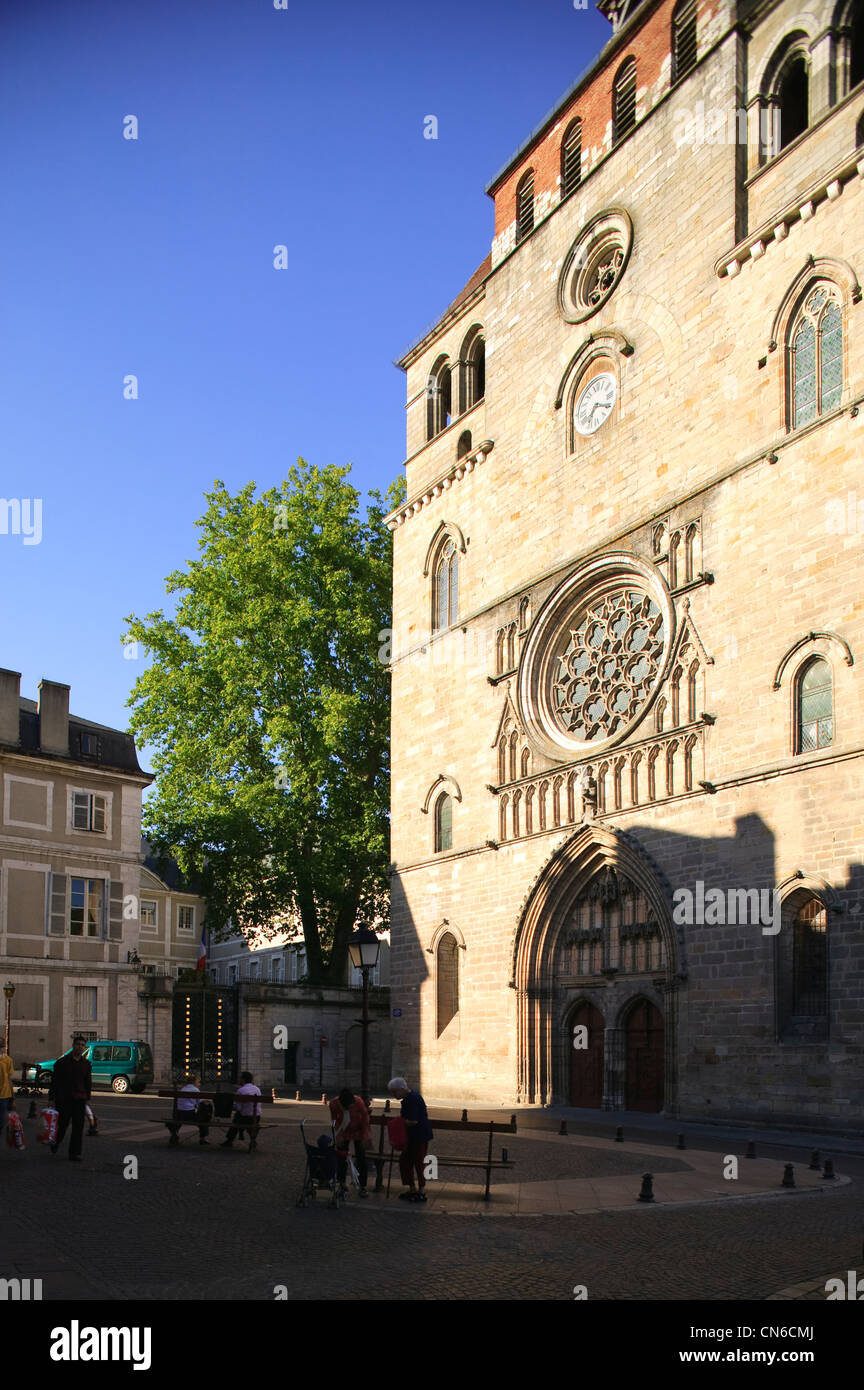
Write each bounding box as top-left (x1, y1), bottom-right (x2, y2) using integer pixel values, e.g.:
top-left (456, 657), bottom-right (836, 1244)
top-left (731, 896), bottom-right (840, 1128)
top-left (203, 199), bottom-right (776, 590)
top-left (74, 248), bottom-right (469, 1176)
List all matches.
top-left (491, 0), bottom-right (724, 240)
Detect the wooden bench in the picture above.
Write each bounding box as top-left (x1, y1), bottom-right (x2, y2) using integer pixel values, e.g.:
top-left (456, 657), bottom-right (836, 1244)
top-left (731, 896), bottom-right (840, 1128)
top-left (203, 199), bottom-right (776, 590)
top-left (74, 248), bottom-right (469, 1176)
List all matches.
top-left (372, 1112), bottom-right (517, 1201)
top-left (152, 1089), bottom-right (275, 1150)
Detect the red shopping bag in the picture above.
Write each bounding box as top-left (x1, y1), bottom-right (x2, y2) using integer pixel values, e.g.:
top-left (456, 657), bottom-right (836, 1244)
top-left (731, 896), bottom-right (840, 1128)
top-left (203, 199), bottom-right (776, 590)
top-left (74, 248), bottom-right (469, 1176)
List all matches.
top-left (6, 1111), bottom-right (25, 1150)
top-left (37, 1106), bottom-right (59, 1145)
top-left (386, 1116), bottom-right (408, 1150)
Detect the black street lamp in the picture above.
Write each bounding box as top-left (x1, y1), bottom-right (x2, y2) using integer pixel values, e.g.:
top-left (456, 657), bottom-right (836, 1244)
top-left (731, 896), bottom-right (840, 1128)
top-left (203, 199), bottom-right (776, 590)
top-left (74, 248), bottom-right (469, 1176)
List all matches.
top-left (3, 981), bottom-right (15, 1055)
top-left (348, 925), bottom-right (380, 1106)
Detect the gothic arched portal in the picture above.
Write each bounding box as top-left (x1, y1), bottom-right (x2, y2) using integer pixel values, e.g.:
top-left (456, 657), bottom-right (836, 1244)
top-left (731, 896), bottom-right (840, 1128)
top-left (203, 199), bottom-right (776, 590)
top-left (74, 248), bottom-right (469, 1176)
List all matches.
top-left (511, 825), bottom-right (681, 1108)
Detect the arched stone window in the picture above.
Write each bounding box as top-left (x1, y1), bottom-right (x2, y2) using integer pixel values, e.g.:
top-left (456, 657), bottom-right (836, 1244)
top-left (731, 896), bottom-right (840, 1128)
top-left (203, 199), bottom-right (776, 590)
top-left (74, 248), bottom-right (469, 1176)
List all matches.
top-left (613, 757), bottom-right (624, 809)
top-left (520, 747), bottom-right (531, 779)
top-left (509, 729), bottom-right (518, 781)
top-left (775, 48), bottom-right (809, 150)
top-left (552, 776), bottom-right (563, 827)
top-left (463, 331), bottom-right (485, 409)
top-left (671, 665), bottom-right (682, 727)
top-left (512, 789), bottom-right (522, 838)
top-left (613, 57), bottom-right (637, 144)
top-left (519, 595), bottom-right (531, 631)
top-left (687, 661), bottom-right (699, 723)
top-left (434, 793), bottom-right (453, 853)
top-left (838, 0), bottom-right (864, 95)
top-left (684, 733), bottom-right (697, 791)
top-left (777, 892), bottom-right (828, 1040)
top-left (671, 0), bottom-right (698, 83)
top-left (457, 430), bottom-right (472, 460)
top-left (853, 3), bottom-right (864, 88)
top-left (436, 931), bottom-right (459, 1036)
top-left (789, 284), bottom-right (843, 429)
top-left (655, 695), bottom-right (666, 734)
top-left (596, 761), bottom-right (608, 814)
top-left (647, 746), bottom-right (659, 801)
top-left (499, 793), bottom-right (509, 841)
top-left (669, 530), bottom-right (681, 589)
top-left (665, 740), bottom-right (677, 795)
top-left (525, 785), bottom-right (535, 835)
top-left (684, 523), bottom-right (699, 583)
top-left (515, 169), bottom-right (535, 243)
top-left (433, 538), bottom-right (459, 631)
top-left (796, 657), bottom-right (833, 752)
top-left (426, 357), bottom-right (452, 440)
top-left (498, 737), bottom-right (507, 783)
top-left (561, 118), bottom-right (582, 198)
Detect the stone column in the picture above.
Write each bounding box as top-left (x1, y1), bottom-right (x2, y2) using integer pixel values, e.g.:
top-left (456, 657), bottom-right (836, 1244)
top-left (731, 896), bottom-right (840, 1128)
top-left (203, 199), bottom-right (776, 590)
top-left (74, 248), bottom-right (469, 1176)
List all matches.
top-left (809, 30), bottom-right (835, 121)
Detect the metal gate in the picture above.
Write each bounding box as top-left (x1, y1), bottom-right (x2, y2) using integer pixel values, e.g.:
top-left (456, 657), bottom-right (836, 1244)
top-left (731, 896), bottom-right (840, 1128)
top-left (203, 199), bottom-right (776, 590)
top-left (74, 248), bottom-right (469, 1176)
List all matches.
top-left (171, 982), bottom-right (238, 1083)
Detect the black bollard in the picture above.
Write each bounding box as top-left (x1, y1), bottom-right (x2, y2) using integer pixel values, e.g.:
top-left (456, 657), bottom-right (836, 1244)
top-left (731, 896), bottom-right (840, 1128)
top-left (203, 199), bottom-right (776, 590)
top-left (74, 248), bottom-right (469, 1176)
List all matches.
top-left (676, 1132), bottom-right (686, 1150)
top-left (782, 1163), bottom-right (795, 1188)
top-left (559, 1120), bottom-right (568, 1136)
top-left (460, 1108), bottom-right (468, 1123)
top-left (27, 1099), bottom-right (37, 1119)
top-left (384, 1098), bottom-right (390, 1113)
top-left (822, 1157), bottom-right (836, 1180)
top-left (746, 1141), bottom-right (756, 1159)
top-left (809, 1149), bottom-right (821, 1171)
top-left (615, 1126), bottom-right (624, 1142)
top-left (637, 1173), bottom-right (655, 1203)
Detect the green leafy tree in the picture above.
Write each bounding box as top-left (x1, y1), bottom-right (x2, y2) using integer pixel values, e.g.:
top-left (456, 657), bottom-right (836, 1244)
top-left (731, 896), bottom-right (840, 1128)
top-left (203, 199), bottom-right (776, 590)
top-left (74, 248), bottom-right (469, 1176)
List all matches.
top-left (125, 461), bottom-right (404, 985)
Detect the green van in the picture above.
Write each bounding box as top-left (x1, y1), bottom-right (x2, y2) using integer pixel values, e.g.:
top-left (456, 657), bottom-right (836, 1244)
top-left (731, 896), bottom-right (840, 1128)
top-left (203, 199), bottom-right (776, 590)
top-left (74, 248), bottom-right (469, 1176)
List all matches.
top-left (28, 1040), bottom-right (154, 1093)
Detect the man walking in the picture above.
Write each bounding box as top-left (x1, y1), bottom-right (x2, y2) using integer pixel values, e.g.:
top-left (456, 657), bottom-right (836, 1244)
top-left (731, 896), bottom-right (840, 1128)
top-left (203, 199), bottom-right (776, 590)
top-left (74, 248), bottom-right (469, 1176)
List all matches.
top-left (387, 1077), bottom-right (433, 1203)
top-left (50, 1035), bottom-right (91, 1162)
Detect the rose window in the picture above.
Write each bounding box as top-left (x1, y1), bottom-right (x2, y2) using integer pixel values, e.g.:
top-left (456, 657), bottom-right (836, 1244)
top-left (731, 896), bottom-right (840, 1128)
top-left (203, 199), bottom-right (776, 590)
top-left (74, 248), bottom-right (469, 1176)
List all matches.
top-left (550, 588), bottom-right (664, 741)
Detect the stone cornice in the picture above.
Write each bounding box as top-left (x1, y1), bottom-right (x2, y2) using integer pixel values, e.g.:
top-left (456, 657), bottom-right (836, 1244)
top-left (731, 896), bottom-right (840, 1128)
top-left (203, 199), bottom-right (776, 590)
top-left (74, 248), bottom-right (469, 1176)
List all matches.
top-left (385, 440), bottom-right (495, 530)
top-left (715, 149), bottom-right (864, 281)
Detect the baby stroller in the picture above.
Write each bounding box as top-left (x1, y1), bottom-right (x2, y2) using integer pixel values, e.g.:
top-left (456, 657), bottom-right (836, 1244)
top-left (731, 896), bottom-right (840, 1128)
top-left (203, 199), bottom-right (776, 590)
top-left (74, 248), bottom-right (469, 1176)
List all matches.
top-left (295, 1120), bottom-right (349, 1209)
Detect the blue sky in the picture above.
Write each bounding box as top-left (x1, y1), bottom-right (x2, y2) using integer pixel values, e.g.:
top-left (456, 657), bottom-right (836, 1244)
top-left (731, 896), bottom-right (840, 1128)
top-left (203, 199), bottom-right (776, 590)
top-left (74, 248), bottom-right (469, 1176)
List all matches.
top-left (0, 0), bottom-right (610, 760)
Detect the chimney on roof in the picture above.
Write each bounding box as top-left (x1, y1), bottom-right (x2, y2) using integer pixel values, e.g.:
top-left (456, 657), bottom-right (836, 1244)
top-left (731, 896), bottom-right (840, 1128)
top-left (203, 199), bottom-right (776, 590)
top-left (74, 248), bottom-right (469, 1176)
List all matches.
top-left (38, 679), bottom-right (70, 757)
top-left (0, 669), bottom-right (21, 745)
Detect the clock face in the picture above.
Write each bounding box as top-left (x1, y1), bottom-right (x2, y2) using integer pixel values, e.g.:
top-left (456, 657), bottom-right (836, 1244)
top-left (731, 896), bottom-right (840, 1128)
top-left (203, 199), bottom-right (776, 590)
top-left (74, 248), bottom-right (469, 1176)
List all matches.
top-left (574, 372), bottom-right (617, 436)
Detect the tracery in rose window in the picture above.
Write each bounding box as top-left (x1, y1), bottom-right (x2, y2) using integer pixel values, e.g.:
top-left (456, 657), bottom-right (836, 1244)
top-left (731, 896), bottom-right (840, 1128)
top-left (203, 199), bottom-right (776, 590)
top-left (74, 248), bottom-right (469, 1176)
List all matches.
top-left (551, 587), bottom-right (665, 740)
top-left (587, 248), bottom-right (624, 305)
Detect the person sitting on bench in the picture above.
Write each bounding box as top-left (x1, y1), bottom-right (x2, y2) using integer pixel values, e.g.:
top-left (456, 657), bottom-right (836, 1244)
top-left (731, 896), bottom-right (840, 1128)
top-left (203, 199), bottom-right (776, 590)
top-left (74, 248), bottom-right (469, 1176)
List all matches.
top-left (172, 1074), bottom-right (211, 1145)
top-left (220, 1072), bottom-right (261, 1148)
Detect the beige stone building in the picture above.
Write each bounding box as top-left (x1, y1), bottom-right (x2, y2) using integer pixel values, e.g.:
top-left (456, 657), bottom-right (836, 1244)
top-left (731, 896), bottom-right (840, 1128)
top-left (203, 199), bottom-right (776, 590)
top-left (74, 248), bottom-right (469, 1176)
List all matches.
top-left (0, 670), bottom-right (153, 1063)
top-left (387, 0), bottom-right (864, 1128)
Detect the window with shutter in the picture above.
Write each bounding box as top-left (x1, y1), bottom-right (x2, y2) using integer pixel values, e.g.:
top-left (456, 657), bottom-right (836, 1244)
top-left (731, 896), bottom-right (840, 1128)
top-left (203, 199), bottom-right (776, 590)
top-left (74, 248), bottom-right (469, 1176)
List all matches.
top-left (613, 58), bottom-right (637, 143)
top-left (48, 873), bottom-right (67, 936)
top-left (671, 0), bottom-right (698, 82)
top-left (72, 791), bottom-right (107, 832)
top-left (561, 119), bottom-right (582, 198)
top-left (515, 170), bottom-right (534, 243)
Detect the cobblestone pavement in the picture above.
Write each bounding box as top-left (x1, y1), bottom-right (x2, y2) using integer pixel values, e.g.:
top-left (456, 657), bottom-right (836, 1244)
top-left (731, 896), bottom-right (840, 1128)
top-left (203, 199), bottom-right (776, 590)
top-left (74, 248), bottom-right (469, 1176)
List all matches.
top-left (3, 1095), bottom-right (862, 1302)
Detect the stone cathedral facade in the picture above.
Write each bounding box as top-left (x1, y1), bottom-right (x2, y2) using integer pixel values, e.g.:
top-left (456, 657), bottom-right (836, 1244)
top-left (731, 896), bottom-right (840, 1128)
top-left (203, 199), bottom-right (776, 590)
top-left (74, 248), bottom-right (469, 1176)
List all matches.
top-left (386, 0), bottom-right (864, 1129)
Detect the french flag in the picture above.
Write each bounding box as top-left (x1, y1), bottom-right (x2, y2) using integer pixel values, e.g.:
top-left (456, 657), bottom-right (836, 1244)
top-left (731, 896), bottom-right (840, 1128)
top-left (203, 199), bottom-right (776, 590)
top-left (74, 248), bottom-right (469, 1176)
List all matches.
top-left (196, 925), bottom-right (207, 972)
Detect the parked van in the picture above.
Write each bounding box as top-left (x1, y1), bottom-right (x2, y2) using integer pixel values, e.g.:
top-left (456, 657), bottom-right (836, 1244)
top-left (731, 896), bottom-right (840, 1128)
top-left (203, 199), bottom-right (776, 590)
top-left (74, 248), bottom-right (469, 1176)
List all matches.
top-left (26, 1040), bottom-right (154, 1093)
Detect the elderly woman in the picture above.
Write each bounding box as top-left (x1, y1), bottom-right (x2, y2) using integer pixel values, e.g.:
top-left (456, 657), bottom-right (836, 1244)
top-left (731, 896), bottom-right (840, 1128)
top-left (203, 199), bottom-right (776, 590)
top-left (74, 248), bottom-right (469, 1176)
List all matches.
top-left (387, 1077), bottom-right (433, 1203)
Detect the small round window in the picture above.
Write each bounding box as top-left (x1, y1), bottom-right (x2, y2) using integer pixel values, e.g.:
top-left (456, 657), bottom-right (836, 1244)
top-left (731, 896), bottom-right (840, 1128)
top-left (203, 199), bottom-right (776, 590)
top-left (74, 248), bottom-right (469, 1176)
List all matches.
top-left (558, 208), bottom-right (633, 324)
